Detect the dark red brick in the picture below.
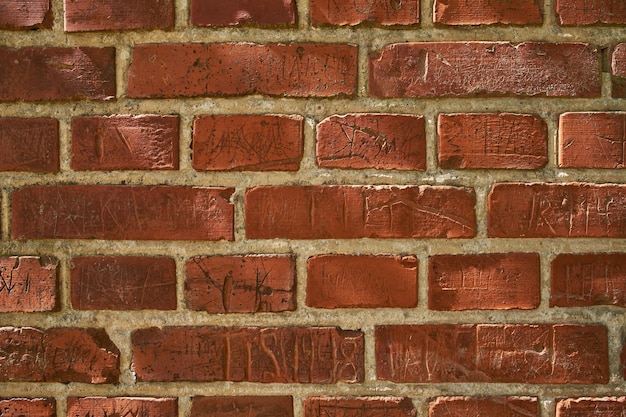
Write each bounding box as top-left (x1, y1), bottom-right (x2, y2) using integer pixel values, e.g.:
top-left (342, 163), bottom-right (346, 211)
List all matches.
top-left (0, 0), bottom-right (52, 29)
top-left (488, 183), bottom-right (626, 238)
top-left (191, 396), bottom-right (293, 417)
top-left (370, 42), bottom-right (600, 98)
top-left (12, 185), bottom-right (234, 241)
top-left (557, 398), bottom-right (626, 417)
top-left (132, 326), bottom-right (364, 383)
top-left (612, 44), bottom-right (626, 97)
top-left (316, 114), bottom-right (426, 170)
top-left (127, 43), bottom-right (357, 98)
top-left (438, 113), bottom-right (547, 169)
top-left (0, 399), bottom-right (55, 417)
top-left (0, 118), bottom-right (59, 172)
top-left (305, 397), bottom-right (416, 417)
top-left (306, 255), bottom-right (418, 308)
top-left (192, 115), bottom-right (303, 171)
top-left (0, 47), bottom-right (115, 101)
top-left (71, 256), bottom-right (177, 310)
top-left (184, 255), bottom-right (296, 313)
top-left (64, 0), bottom-right (174, 31)
top-left (67, 397), bottom-right (177, 417)
top-left (245, 186), bottom-right (476, 239)
top-left (429, 397), bottom-right (538, 417)
top-left (376, 324), bottom-right (608, 383)
top-left (310, 0), bottom-right (419, 26)
top-left (0, 256), bottom-right (58, 312)
top-left (71, 115), bottom-right (179, 170)
top-left (557, 0), bottom-right (626, 25)
top-left (190, 0), bottom-right (296, 26)
top-left (434, 0), bottom-right (542, 25)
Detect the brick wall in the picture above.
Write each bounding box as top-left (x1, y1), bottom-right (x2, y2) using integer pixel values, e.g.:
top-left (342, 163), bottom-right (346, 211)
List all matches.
top-left (1, 0), bottom-right (626, 416)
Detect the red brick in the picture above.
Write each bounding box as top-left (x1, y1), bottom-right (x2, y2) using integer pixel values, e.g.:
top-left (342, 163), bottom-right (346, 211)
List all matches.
top-left (127, 43), bottom-right (357, 98)
top-left (12, 185), bottom-right (234, 241)
top-left (0, 47), bottom-right (115, 101)
top-left (557, 398), bottom-right (626, 417)
top-left (376, 324), bottom-right (608, 383)
top-left (429, 253), bottom-right (540, 311)
top-left (438, 113), bottom-right (547, 169)
top-left (310, 0), bottom-right (419, 26)
top-left (306, 255), bottom-right (418, 308)
top-left (0, 0), bottom-right (52, 29)
top-left (369, 42), bottom-right (600, 98)
top-left (64, 0), bottom-right (174, 31)
top-left (245, 186), bottom-right (476, 239)
top-left (67, 397), bottom-right (177, 417)
top-left (0, 327), bottom-right (119, 383)
top-left (556, 0), bottom-right (626, 25)
top-left (0, 256), bottom-right (58, 312)
top-left (190, 0), bottom-right (296, 26)
top-left (132, 326), bottom-right (364, 383)
top-left (623, 343), bottom-right (626, 379)
top-left (612, 44), bottom-right (626, 97)
top-left (488, 183), bottom-right (626, 238)
top-left (551, 253), bottom-right (626, 307)
top-left (559, 112), bottom-right (626, 168)
top-left (184, 255), bottom-right (296, 313)
top-left (0, 118), bottom-right (59, 172)
top-left (305, 397), bottom-right (416, 417)
top-left (0, 399), bottom-right (55, 417)
top-left (434, 0), bottom-right (541, 25)
top-left (71, 115), bottom-right (179, 171)
top-left (71, 256), bottom-right (177, 310)
top-left (430, 397), bottom-right (537, 417)
top-left (192, 115), bottom-right (303, 171)
top-left (316, 114), bottom-right (426, 170)
top-left (191, 396), bottom-right (293, 417)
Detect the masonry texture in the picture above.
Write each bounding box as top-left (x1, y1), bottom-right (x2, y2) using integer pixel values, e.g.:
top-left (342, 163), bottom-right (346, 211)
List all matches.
top-left (1, 0), bottom-right (626, 416)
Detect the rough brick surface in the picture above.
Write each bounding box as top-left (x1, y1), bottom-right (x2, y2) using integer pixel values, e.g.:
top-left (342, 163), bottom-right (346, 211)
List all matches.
top-left (245, 186), bottom-right (476, 239)
top-left (551, 253), bottom-right (626, 307)
top-left (306, 255), bottom-right (418, 308)
top-left (557, 397), bottom-right (626, 417)
top-left (71, 256), bottom-right (177, 310)
top-left (192, 115), bottom-right (303, 171)
top-left (556, 0), bottom-right (626, 25)
top-left (438, 113), bottom-right (547, 169)
top-left (0, 0), bottom-right (52, 29)
top-left (64, 0), bottom-right (174, 31)
top-left (488, 183), bottom-right (626, 238)
top-left (623, 344), bottom-right (626, 379)
top-left (127, 43), bottom-right (357, 98)
top-left (67, 397), bottom-right (177, 417)
top-left (12, 185), bottom-right (234, 240)
top-left (370, 42), bottom-right (600, 98)
top-left (305, 397), bottom-right (416, 417)
top-left (434, 0), bottom-right (542, 25)
top-left (316, 114), bottom-right (426, 170)
top-left (191, 396), bottom-right (293, 417)
top-left (0, 399), bottom-right (55, 417)
top-left (184, 255), bottom-right (296, 313)
top-left (0, 256), bottom-right (58, 312)
top-left (0, 47), bottom-right (116, 101)
top-left (310, 0), bottom-right (419, 26)
top-left (190, 0), bottom-right (296, 26)
top-left (0, 118), bottom-right (59, 172)
top-left (429, 397), bottom-right (538, 417)
top-left (612, 44), bottom-right (626, 97)
top-left (376, 324), bottom-right (608, 383)
top-left (429, 253), bottom-right (541, 311)
top-left (132, 326), bottom-right (364, 383)
top-left (71, 115), bottom-right (179, 170)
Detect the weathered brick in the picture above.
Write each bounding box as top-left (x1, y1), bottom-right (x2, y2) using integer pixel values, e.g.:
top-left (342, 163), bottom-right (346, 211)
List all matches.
top-left (64, 0), bottom-right (174, 31)
top-left (132, 326), bottom-right (364, 383)
top-left (0, 399), bottom-right (55, 417)
top-left (306, 255), bottom-right (418, 308)
top-left (369, 42), bottom-right (600, 98)
top-left (488, 183), bottom-right (626, 238)
top-left (429, 253), bottom-right (541, 310)
top-left (0, 118), bottom-right (59, 172)
top-left (438, 113), bottom-right (547, 169)
top-left (556, 0), bottom-right (626, 25)
top-left (434, 0), bottom-right (542, 25)
top-left (71, 115), bottom-right (179, 170)
top-left (192, 115), bottom-right (303, 171)
top-left (127, 43), bottom-right (357, 98)
top-left (67, 397), bottom-right (177, 417)
top-left (184, 255), bottom-right (296, 313)
top-left (557, 398), bottom-right (626, 417)
top-left (305, 397), bottom-right (416, 417)
top-left (190, 0), bottom-right (296, 26)
top-left (310, 0), bottom-right (419, 26)
top-left (612, 44), bottom-right (626, 97)
top-left (12, 185), bottom-right (234, 240)
top-left (71, 256), bottom-right (177, 310)
top-left (559, 112), bottom-right (626, 168)
top-left (245, 186), bottom-right (476, 239)
top-left (316, 114), bottom-right (426, 170)
top-left (622, 343), bottom-right (626, 379)
top-left (191, 396), bottom-right (293, 417)
top-left (0, 0), bottom-right (52, 29)
top-left (429, 397), bottom-right (538, 417)
top-left (376, 324), bottom-right (608, 383)
top-left (0, 47), bottom-right (115, 101)
top-left (0, 256), bottom-right (58, 312)
top-left (551, 253), bottom-right (626, 307)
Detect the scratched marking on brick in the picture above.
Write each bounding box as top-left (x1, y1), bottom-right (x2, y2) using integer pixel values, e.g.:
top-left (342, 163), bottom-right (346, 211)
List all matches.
top-left (305, 397), bottom-right (416, 417)
top-left (0, 118), bottom-right (59, 172)
top-left (429, 397), bottom-right (538, 417)
top-left (376, 324), bottom-right (608, 383)
top-left (0, 398), bottom-right (56, 417)
top-left (132, 326), bottom-right (364, 383)
top-left (557, 0), bottom-right (626, 24)
top-left (0, 256), bottom-right (58, 312)
top-left (310, 0), bottom-right (419, 26)
top-left (191, 396), bottom-right (293, 417)
top-left (434, 0), bottom-right (542, 25)
top-left (185, 255), bottom-right (295, 313)
top-left (0, 0), bottom-right (52, 29)
top-left (557, 397), bottom-right (626, 417)
top-left (67, 397), bottom-right (177, 417)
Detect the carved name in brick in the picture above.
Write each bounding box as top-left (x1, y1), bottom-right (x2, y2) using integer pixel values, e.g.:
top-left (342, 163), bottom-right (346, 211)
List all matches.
top-left (429, 397), bottom-right (538, 417)
top-left (557, 0), bottom-right (626, 24)
top-left (191, 396), bottom-right (293, 417)
top-left (557, 397), bottom-right (626, 417)
top-left (0, 256), bottom-right (58, 312)
top-left (310, 0), bottom-right (419, 26)
top-left (67, 397), bottom-right (177, 417)
top-left (305, 397), bottom-right (416, 417)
